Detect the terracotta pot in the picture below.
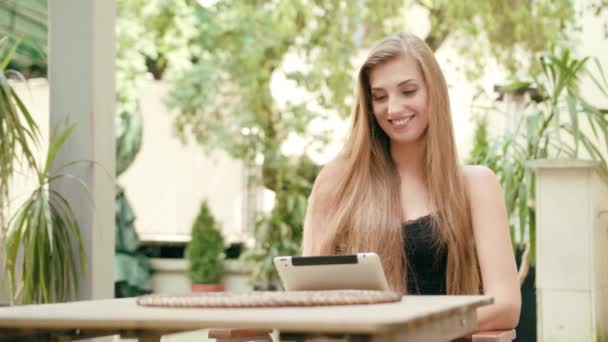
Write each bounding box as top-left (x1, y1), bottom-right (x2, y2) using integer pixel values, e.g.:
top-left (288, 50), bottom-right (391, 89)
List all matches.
top-left (191, 283), bottom-right (225, 292)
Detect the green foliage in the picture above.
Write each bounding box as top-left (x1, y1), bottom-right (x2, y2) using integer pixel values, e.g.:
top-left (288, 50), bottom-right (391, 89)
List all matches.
top-left (114, 0), bottom-right (197, 295)
top-left (244, 155), bottom-right (320, 287)
top-left (115, 0), bottom-right (200, 176)
top-left (166, 0), bottom-right (578, 286)
top-left (166, 1), bottom-right (365, 159)
top-left (3, 124), bottom-right (87, 304)
top-left (114, 184), bottom-right (153, 298)
top-left (589, 0), bottom-right (608, 38)
top-left (115, 0), bottom-right (199, 146)
top-left (115, 104), bottom-right (143, 177)
top-left (186, 201), bottom-right (225, 284)
top-left (0, 37), bottom-right (40, 242)
top-left (469, 49), bottom-right (608, 263)
top-left (0, 0), bottom-right (47, 77)
top-left (413, 0), bottom-right (575, 79)
top-left (165, 0), bottom-right (370, 286)
top-left (0, 0), bottom-right (585, 290)
top-left (467, 115), bottom-right (496, 167)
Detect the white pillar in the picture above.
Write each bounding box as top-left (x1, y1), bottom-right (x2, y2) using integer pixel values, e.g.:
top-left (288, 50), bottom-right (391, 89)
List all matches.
top-left (528, 159), bottom-right (608, 342)
top-left (48, 1), bottom-right (115, 301)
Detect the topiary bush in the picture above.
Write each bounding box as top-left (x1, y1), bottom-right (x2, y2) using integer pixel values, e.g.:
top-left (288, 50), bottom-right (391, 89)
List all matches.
top-left (185, 201), bottom-right (225, 284)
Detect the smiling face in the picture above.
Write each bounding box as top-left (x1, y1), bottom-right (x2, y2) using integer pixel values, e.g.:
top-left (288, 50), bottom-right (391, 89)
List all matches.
top-left (368, 55), bottom-right (429, 145)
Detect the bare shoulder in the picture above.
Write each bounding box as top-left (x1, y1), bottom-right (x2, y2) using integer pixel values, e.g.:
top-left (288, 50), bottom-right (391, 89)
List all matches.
top-left (462, 165), bottom-right (501, 191)
top-left (462, 165), bottom-right (505, 212)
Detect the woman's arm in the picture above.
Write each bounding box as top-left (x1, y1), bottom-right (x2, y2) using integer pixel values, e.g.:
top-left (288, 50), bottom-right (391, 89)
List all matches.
top-left (464, 165), bottom-right (521, 331)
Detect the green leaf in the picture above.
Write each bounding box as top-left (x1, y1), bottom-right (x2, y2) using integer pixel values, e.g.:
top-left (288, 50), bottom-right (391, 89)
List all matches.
top-left (43, 123), bottom-right (78, 181)
top-left (23, 194), bottom-right (41, 303)
top-left (564, 124), bottom-right (607, 165)
top-left (0, 73), bottom-right (38, 167)
top-left (499, 81), bottom-right (532, 92)
top-left (47, 173), bottom-right (94, 208)
top-left (36, 194), bottom-right (49, 303)
top-left (50, 190), bottom-right (87, 274)
top-left (0, 37), bottom-right (21, 70)
top-left (51, 159), bottom-right (113, 183)
top-left (591, 57), bottom-right (608, 95)
top-left (10, 87), bottom-right (41, 145)
top-left (566, 94), bottom-right (580, 156)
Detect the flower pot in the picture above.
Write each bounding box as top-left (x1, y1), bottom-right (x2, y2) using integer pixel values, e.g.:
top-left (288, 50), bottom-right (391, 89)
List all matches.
top-left (191, 283), bottom-right (225, 292)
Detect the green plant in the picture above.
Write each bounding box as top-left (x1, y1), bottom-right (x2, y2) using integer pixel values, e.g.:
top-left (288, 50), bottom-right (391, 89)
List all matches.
top-left (3, 124), bottom-right (87, 304)
top-left (185, 201), bottom-right (225, 284)
top-left (243, 155), bottom-right (319, 288)
top-left (470, 49), bottom-right (608, 265)
top-left (114, 184), bottom-right (153, 297)
top-left (166, 1), bottom-right (575, 288)
top-left (0, 37), bottom-right (39, 240)
top-left (0, 1), bottom-right (47, 78)
top-left (1, 37), bottom-right (88, 304)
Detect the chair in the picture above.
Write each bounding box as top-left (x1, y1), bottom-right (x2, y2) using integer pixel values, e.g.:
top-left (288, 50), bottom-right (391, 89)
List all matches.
top-left (472, 329), bottom-right (516, 342)
top-left (208, 328), bottom-right (274, 342)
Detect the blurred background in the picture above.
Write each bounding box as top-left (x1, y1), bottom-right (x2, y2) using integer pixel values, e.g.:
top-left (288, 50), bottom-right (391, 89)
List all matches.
top-left (0, 0), bottom-right (607, 341)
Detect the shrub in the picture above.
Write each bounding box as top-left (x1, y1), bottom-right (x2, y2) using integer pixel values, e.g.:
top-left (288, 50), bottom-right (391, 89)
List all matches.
top-left (185, 201), bottom-right (224, 284)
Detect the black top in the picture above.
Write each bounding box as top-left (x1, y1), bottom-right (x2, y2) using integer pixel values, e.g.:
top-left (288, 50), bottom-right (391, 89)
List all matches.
top-left (404, 215), bottom-right (448, 295)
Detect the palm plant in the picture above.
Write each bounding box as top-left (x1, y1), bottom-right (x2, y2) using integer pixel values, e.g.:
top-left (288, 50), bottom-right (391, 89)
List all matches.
top-left (0, 37), bottom-right (39, 240)
top-left (473, 49), bottom-right (608, 269)
top-left (1, 37), bottom-right (87, 304)
top-left (3, 124), bottom-right (88, 304)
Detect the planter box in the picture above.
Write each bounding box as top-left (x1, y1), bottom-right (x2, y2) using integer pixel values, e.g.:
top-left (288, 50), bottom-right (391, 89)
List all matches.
top-left (149, 258), bottom-right (254, 294)
top-left (529, 160), bottom-right (608, 342)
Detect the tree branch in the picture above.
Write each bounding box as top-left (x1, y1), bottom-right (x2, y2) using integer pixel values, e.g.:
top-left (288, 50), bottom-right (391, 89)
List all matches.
top-left (424, 7), bottom-right (451, 51)
top-left (413, 0), bottom-right (433, 11)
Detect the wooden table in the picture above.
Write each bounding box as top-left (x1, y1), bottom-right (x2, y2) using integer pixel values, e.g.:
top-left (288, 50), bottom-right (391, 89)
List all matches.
top-left (0, 295), bottom-right (492, 342)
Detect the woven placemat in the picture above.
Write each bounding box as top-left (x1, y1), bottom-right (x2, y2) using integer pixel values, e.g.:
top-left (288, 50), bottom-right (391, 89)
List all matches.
top-left (137, 290), bottom-right (402, 308)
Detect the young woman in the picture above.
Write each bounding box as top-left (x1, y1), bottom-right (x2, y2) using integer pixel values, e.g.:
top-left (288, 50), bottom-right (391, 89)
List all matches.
top-left (301, 32), bottom-right (520, 331)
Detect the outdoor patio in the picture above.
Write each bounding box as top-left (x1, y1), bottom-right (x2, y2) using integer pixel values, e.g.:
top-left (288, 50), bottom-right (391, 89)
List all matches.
top-left (1, 0), bottom-right (607, 341)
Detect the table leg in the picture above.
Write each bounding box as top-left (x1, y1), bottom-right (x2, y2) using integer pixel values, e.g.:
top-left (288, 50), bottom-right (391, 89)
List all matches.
top-left (136, 334), bottom-right (162, 342)
top-left (370, 308), bottom-right (477, 342)
top-left (119, 331), bottom-right (164, 342)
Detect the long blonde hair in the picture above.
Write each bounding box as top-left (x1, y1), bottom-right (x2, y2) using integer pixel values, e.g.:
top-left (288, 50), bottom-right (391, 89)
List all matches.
top-left (319, 32), bottom-right (480, 294)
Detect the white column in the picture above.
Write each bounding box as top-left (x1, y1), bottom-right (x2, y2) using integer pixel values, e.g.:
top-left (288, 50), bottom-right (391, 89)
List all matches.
top-left (528, 159), bottom-right (608, 342)
top-left (48, 1), bottom-right (115, 300)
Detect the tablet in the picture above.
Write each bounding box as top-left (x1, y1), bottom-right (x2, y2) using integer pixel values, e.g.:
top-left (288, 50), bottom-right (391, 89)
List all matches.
top-left (273, 253), bottom-right (390, 291)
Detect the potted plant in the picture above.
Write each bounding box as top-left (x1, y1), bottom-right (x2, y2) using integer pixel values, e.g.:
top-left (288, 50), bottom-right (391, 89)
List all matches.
top-left (1, 37), bottom-right (87, 304)
top-left (468, 49), bottom-right (608, 341)
top-left (185, 201), bottom-right (225, 292)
